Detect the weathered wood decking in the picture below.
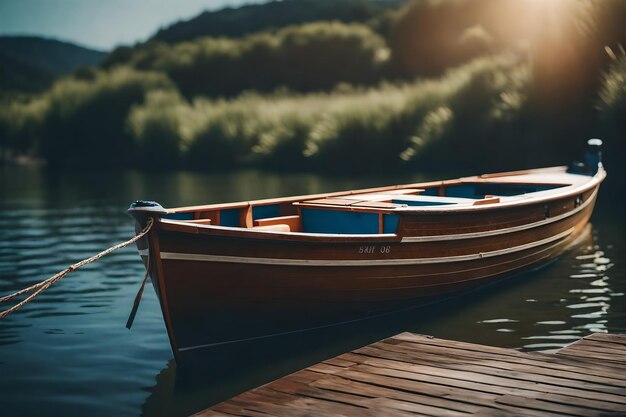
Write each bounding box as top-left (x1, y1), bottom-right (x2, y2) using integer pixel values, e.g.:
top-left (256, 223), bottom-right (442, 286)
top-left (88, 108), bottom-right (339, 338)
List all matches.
top-left (196, 332), bottom-right (626, 417)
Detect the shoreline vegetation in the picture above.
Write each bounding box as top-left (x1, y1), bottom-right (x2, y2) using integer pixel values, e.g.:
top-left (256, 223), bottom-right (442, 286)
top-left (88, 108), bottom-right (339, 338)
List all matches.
top-left (0, 0), bottom-right (624, 178)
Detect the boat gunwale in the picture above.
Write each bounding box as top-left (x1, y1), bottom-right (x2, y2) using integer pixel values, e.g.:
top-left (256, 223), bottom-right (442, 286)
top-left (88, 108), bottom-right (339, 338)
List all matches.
top-left (151, 167), bottom-right (604, 242)
top-left (161, 167), bottom-right (603, 215)
top-left (159, 166), bottom-right (578, 214)
top-left (157, 184), bottom-right (597, 244)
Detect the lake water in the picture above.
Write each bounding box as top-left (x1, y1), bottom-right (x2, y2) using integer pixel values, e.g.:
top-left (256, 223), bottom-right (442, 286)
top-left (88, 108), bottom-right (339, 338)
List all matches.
top-left (1, 166), bottom-right (624, 417)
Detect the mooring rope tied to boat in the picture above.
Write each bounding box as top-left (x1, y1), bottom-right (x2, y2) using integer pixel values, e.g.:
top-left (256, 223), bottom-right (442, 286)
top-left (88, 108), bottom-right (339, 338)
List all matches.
top-left (0, 218), bottom-right (154, 319)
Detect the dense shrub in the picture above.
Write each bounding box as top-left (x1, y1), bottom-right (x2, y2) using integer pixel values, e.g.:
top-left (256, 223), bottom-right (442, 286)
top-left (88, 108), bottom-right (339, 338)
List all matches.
top-left (391, 0), bottom-right (626, 102)
top-left (127, 89), bottom-right (187, 168)
top-left (108, 22), bottom-right (390, 98)
top-left (599, 52), bottom-right (626, 117)
top-left (598, 52), bottom-right (626, 178)
top-left (125, 54), bottom-right (534, 173)
top-left (0, 96), bottom-right (48, 155)
top-left (35, 67), bottom-right (173, 167)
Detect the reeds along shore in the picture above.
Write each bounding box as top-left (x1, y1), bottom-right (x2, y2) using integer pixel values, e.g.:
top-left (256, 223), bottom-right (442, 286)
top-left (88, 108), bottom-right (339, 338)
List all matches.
top-left (0, 0), bottom-right (624, 175)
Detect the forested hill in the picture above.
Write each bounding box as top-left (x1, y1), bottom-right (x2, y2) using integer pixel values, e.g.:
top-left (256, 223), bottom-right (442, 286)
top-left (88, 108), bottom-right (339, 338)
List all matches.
top-left (0, 36), bottom-right (105, 93)
top-left (1, 0), bottom-right (624, 181)
top-left (0, 36), bottom-right (105, 75)
top-left (152, 0), bottom-right (408, 42)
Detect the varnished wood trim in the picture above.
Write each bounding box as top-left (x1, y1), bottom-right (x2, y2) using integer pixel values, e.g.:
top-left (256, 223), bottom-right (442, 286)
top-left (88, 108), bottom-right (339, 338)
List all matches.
top-left (392, 173), bottom-right (603, 213)
top-left (198, 210), bottom-right (220, 225)
top-left (479, 166), bottom-right (566, 178)
top-left (293, 201), bottom-right (401, 214)
top-left (473, 196), bottom-right (500, 206)
top-left (157, 188), bottom-right (596, 243)
top-left (161, 167), bottom-right (605, 216)
top-left (401, 188), bottom-right (597, 242)
top-left (181, 219), bottom-right (212, 225)
top-left (254, 215), bottom-right (301, 231)
top-left (159, 228), bottom-right (573, 266)
top-left (240, 204), bottom-right (253, 228)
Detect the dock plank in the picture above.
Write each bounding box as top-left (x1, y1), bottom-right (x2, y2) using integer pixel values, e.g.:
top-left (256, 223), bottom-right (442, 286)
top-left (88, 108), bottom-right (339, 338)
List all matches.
top-left (329, 368), bottom-right (603, 416)
top-left (565, 337), bottom-right (626, 354)
top-left (386, 334), bottom-right (626, 379)
top-left (312, 371), bottom-right (565, 417)
top-left (350, 345), bottom-right (626, 395)
top-left (196, 333), bottom-right (626, 417)
top-left (338, 364), bottom-right (624, 412)
top-left (584, 332), bottom-right (626, 346)
top-left (556, 333), bottom-right (626, 365)
top-left (394, 333), bottom-right (626, 372)
top-left (367, 342), bottom-right (626, 389)
top-left (311, 375), bottom-right (482, 414)
top-left (371, 340), bottom-right (626, 387)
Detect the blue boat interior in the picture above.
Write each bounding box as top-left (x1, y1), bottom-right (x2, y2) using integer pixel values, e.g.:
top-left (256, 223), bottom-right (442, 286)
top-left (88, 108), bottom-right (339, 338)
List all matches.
top-left (300, 209), bottom-right (400, 234)
top-left (163, 181), bottom-right (569, 235)
top-left (161, 212), bottom-right (194, 220)
top-left (219, 208), bottom-right (240, 227)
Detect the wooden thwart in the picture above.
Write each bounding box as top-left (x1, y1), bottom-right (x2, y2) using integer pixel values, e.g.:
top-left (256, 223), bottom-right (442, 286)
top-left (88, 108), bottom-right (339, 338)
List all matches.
top-left (195, 332), bottom-right (626, 417)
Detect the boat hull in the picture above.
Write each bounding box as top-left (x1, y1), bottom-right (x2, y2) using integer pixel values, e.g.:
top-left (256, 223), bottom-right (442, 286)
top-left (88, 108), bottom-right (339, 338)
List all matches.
top-left (144, 184), bottom-right (599, 358)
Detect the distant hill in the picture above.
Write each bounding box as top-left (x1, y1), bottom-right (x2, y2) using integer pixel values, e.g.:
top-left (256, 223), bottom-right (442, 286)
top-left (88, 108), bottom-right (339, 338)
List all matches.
top-left (0, 36), bottom-right (106, 93)
top-left (152, 0), bottom-right (408, 43)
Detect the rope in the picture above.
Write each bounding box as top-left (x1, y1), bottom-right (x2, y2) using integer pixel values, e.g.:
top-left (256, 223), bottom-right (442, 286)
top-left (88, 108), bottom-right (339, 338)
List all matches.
top-left (0, 217), bottom-right (154, 319)
top-left (126, 248), bottom-right (150, 329)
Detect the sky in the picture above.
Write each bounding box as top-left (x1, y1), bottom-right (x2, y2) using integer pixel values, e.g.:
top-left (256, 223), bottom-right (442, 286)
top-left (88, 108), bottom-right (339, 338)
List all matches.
top-left (0, 0), bottom-right (267, 51)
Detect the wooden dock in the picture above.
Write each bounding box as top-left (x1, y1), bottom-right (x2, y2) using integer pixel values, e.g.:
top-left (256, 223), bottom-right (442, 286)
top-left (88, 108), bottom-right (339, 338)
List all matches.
top-left (195, 332), bottom-right (626, 417)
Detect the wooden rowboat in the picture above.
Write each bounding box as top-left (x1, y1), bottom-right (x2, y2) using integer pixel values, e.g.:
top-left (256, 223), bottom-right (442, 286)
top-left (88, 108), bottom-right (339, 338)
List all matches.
top-left (129, 144), bottom-right (605, 361)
